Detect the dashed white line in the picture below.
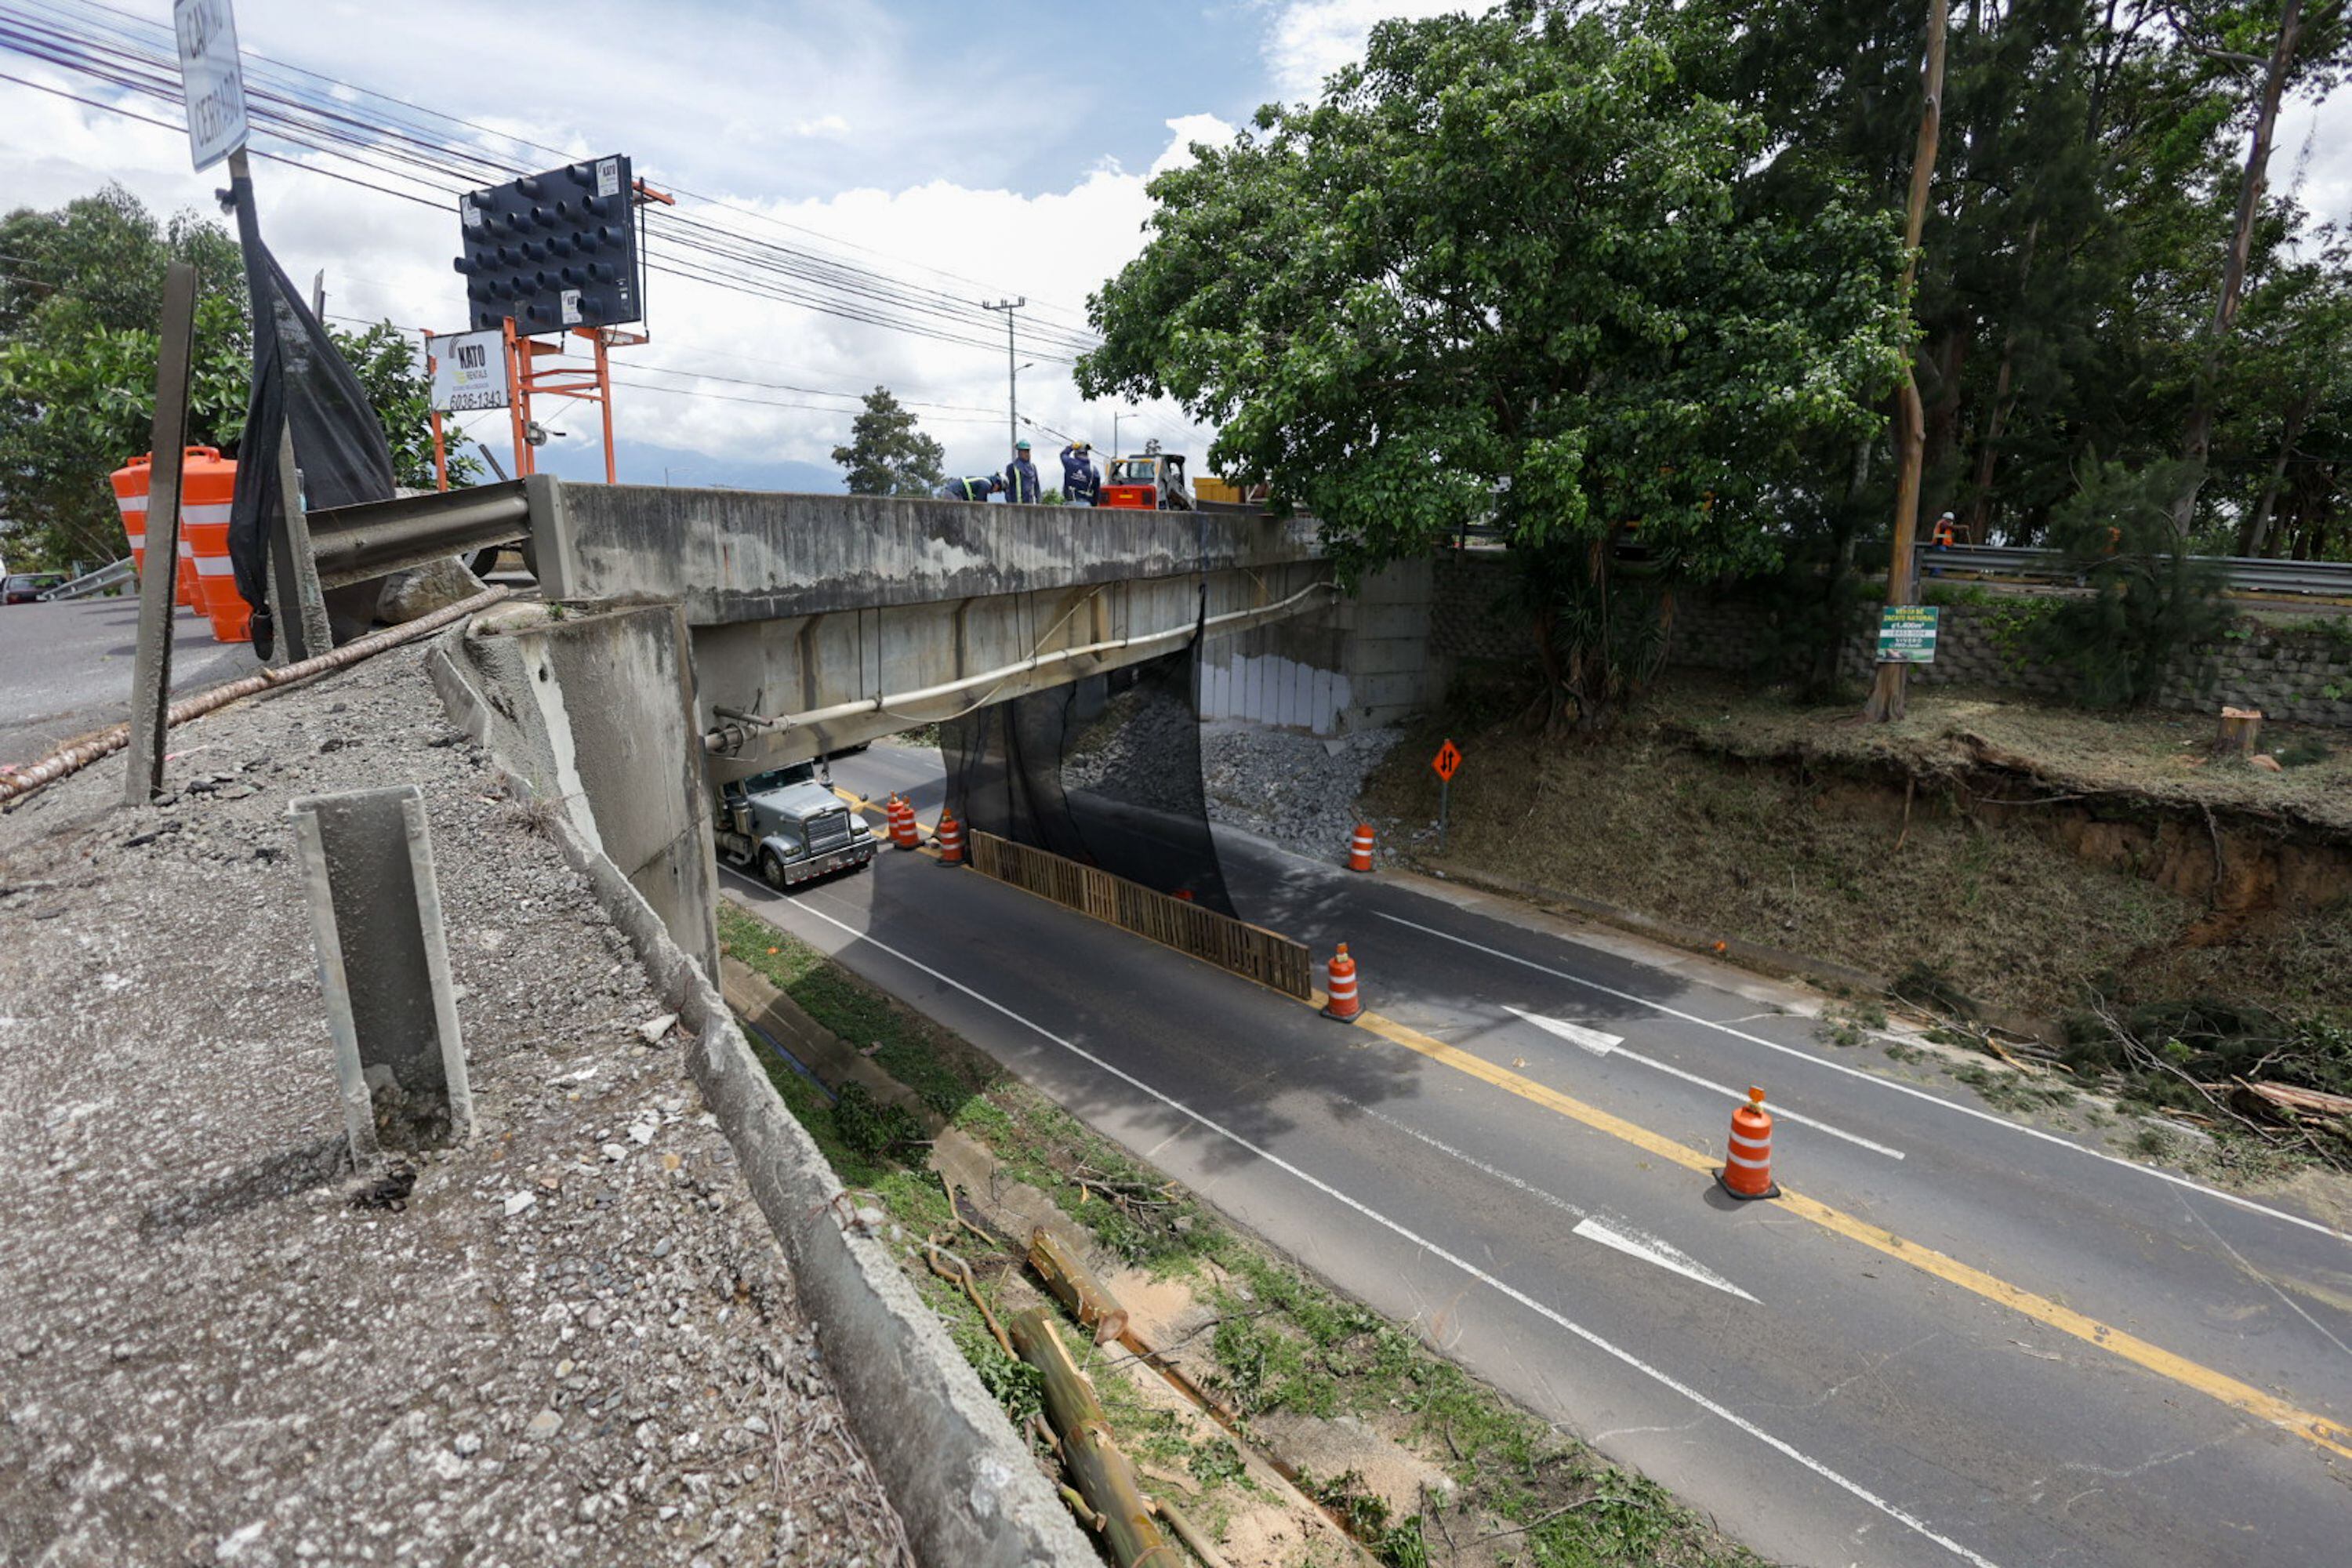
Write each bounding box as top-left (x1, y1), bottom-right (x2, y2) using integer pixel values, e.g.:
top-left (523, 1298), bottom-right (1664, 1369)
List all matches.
top-left (1386, 913), bottom-right (2345, 1243)
top-left (785, 897), bottom-right (2002, 1568)
top-left (1504, 1006), bottom-right (1907, 1160)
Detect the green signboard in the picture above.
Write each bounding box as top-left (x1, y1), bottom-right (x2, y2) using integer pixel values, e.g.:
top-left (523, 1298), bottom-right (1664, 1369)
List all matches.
top-left (1877, 605), bottom-right (1940, 664)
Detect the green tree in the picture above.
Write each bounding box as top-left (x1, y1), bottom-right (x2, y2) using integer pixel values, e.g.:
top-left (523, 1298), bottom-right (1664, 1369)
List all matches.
top-left (0, 187), bottom-right (251, 568)
top-left (2034, 456), bottom-right (2232, 705)
top-left (0, 186), bottom-right (463, 570)
top-left (328, 319), bottom-right (481, 492)
top-left (1079, 5), bottom-right (1908, 727)
top-left (830, 386), bottom-right (946, 495)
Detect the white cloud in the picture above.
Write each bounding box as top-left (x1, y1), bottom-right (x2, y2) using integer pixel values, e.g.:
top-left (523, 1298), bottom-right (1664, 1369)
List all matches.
top-left (2278, 90), bottom-right (2352, 236)
top-left (1150, 113), bottom-right (1240, 176)
top-left (0, 70), bottom-right (1222, 487)
top-left (1262, 0), bottom-right (1465, 101)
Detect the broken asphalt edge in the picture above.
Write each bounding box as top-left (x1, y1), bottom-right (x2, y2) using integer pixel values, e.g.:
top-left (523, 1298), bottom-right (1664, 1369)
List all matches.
top-left (424, 628), bottom-right (1095, 1568)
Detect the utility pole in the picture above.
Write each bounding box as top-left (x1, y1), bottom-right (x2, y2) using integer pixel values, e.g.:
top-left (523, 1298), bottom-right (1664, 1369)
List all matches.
top-left (982, 297), bottom-right (1024, 458)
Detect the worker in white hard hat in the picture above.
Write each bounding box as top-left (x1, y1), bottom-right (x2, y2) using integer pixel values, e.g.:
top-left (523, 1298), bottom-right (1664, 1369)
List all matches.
top-left (1060, 439), bottom-right (1099, 506)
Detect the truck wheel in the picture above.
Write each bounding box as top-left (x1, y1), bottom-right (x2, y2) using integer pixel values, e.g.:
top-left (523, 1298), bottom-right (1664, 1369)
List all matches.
top-left (759, 849), bottom-right (789, 891)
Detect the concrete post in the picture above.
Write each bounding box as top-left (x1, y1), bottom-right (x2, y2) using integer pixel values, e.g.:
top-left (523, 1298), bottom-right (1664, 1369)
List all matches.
top-left (288, 784), bottom-right (471, 1161)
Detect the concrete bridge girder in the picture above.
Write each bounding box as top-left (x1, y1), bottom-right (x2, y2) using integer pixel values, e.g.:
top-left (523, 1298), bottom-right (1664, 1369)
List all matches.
top-left (691, 559), bottom-right (1336, 772)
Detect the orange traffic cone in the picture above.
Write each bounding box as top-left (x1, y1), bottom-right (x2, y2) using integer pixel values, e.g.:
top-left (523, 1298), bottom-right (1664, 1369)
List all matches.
top-left (1347, 822), bottom-right (1376, 873)
top-left (936, 808), bottom-right (966, 866)
top-left (1717, 1087), bottom-right (1780, 1200)
top-left (1323, 944), bottom-right (1363, 1022)
top-left (888, 794), bottom-right (920, 851)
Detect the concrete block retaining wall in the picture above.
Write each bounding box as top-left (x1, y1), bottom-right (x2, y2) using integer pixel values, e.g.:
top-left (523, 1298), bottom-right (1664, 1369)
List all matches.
top-left (1429, 554), bottom-right (2352, 728)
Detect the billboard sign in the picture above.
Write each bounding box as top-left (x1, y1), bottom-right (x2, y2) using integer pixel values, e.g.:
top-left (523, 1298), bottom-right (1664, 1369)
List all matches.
top-left (430, 328), bottom-right (511, 412)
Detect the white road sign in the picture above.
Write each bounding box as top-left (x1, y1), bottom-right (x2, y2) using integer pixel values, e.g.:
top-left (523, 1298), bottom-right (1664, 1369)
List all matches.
top-left (172, 0), bottom-right (248, 172)
top-left (431, 329), bottom-right (511, 412)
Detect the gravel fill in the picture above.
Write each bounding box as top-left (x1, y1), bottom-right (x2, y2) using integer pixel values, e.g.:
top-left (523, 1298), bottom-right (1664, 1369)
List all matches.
top-left (0, 649), bottom-right (909, 1568)
top-left (1200, 721), bottom-right (1404, 865)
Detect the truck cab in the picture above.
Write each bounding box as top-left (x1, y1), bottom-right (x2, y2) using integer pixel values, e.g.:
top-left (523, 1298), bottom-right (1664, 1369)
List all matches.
top-left (1099, 452), bottom-right (1193, 511)
top-left (713, 760), bottom-right (877, 889)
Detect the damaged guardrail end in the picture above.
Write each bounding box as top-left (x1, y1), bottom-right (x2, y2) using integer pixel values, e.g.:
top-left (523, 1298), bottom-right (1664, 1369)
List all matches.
top-left (288, 783), bottom-right (473, 1165)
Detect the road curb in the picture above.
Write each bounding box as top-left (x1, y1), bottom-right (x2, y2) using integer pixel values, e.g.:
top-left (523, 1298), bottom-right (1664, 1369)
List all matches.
top-left (425, 630), bottom-right (1094, 1568)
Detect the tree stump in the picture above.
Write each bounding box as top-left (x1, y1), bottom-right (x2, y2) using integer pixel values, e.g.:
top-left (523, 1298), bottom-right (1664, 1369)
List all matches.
top-left (2215, 706), bottom-right (2263, 759)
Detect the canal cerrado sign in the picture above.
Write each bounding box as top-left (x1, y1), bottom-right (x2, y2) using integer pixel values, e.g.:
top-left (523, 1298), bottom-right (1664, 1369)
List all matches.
top-left (172, 0), bottom-right (248, 172)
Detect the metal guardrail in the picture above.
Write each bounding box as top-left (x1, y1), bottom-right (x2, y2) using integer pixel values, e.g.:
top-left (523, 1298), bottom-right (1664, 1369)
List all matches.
top-left (304, 477), bottom-right (542, 588)
top-left (37, 557), bottom-right (134, 601)
top-left (1918, 543), bottom-right (2352, 598)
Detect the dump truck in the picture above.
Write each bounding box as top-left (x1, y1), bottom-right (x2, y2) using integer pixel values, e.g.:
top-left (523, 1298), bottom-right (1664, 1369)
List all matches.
top-left (714, 760), bottom-right (877, 889)
top-left (1098, 451), bottom-right (1194, 511)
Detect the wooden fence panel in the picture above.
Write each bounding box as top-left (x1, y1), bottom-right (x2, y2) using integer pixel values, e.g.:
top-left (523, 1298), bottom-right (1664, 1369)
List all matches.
top-left (966, 830), bottom-right (1312, 1000)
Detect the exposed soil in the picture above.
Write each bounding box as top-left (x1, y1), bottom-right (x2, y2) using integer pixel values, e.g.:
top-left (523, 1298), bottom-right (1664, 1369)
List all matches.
top-left (1360, 677), bottom-right (2352, 1025)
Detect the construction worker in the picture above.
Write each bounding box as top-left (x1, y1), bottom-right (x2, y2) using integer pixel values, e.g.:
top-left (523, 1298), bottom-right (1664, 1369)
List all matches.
top-left (1932, 511), bottom-right (1957, 549)
top-left (1060, 441), bottom-right (1099, 506)
top-left (1004, 439), bottom-right (1042, 505)
top-left (940, 474), bottom-right (1004, 503)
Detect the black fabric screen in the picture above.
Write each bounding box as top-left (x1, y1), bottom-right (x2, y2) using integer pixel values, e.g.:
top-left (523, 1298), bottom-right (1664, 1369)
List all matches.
top-left (226, 171), bottom-right (397, 652)
top-left (944, 646), bottom-right (1234, 917)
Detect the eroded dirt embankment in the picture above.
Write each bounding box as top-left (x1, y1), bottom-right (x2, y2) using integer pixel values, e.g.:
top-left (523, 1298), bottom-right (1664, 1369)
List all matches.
top-left (1360, 687), bottom-right (2352, 1025)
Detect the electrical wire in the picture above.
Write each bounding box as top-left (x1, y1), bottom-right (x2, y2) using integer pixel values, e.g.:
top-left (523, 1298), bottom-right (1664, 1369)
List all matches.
top-left (0, 3), bottom-right (1108, 360)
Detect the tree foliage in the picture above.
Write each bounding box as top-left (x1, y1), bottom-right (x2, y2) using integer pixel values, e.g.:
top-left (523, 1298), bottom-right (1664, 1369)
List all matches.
top-left (0, 184), bottom-right (459, 570)
top-left (1081, 5), bottom-right (1909, 725)
top-left (831, 386), bottom-right (946, 495)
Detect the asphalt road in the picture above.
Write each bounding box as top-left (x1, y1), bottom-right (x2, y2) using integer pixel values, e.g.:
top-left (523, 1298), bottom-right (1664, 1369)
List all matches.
top-left (0, 597), bottom-right (258, 767)
top-left (739, 742), bottom-right (2352, 1568)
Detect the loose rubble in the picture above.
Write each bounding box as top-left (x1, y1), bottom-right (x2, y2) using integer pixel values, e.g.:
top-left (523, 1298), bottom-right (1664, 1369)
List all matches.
top-left (0, 649), bottom-right (909, 1567)
top-left (1200, 720), bottom-right (1404, 865)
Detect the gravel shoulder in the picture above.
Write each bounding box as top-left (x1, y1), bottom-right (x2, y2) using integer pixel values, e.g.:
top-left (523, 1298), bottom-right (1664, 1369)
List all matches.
top-left (0, 648), bottom-right (909, 1568)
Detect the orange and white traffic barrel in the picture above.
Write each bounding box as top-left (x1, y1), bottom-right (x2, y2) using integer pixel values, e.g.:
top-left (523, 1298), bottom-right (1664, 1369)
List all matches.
top-left (1718, 1087), bottom-right (1780, 1200)
top-left (1323, 943), bottom-right (1363, 1022)
top-left (1347, 822), bottom-right (1376, 873)
top-left (936, 808), bottom-right (966, 866)
top-left (108, 452), bottom-right (201, 609)
top-left (177, 448), bottom-right (247, 643)
top-left (887, 793), bottom-right (920, 851)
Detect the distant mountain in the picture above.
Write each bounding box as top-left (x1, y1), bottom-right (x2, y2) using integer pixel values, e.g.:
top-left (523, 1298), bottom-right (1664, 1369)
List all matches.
top-left (524, 437), bottom-right (845, 495)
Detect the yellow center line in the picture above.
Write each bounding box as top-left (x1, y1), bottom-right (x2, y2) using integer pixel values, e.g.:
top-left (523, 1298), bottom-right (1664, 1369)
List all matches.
top-left (1324, 996), bottom-right (2352, 1463)
top-left (835, 786), bottom-right (940, 859)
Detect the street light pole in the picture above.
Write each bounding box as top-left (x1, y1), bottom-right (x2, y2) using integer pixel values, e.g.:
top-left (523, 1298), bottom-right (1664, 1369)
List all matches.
top-left (982, 297), bottom-right (1025, 458)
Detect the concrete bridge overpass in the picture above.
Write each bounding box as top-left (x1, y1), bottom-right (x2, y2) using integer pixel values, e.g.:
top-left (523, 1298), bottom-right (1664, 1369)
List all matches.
top-left (353, 479), bottom-right (1445, 773)
top-left (336, 478), bottom-right (1448, 967)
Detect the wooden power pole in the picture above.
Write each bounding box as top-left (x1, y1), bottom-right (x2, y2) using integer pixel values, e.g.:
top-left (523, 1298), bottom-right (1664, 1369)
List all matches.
top-left (1864, 0), bottom-right (1951, 724)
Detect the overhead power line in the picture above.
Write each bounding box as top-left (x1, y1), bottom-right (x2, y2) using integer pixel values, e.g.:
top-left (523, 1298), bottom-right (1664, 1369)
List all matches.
top-left (0, 0), bottom-right (1106, 364)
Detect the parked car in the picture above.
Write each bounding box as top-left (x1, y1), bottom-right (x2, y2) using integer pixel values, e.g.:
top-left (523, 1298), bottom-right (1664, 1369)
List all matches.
top-left (3, 572), bottom-right (67, 604)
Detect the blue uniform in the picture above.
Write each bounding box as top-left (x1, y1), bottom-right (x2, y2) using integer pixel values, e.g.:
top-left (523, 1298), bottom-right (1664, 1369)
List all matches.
top-left (1060, 445), bottom-right (1098, 505)
top-left (1003, 457), bottom-right (1042, 504)
top-left (942, 475), bottom-right (1000, 502)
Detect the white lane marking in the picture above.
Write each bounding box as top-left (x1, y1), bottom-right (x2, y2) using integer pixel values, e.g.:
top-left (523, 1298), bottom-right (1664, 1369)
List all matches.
top-left (1501, 1007), bottom-right (1622, 1054)
top-left (1385, 913), bottom-right (2347, 1243)
top-left (1572, 1218), bottom-right (1761, 1304)
top-left (1504, 1006), bottom-right (1907, 1161)
top-left (786, 898), bottom-right (2001, 1568)
top-left (1339, 1095), bottom-right (1757, 1302)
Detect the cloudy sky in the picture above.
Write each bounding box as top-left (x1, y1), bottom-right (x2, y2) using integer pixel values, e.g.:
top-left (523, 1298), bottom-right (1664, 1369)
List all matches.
top-left (2, 0), bottom-right (2345, 492)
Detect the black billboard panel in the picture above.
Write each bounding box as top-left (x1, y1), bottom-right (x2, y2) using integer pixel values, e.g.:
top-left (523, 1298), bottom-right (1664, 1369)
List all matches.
top-left (454, 155), bottom-right (643, 335)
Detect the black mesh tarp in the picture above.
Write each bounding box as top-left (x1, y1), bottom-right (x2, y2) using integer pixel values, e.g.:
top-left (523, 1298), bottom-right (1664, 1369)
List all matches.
top-left (944, 646), bottom-right (1235, 916)
top-left (227, 171), bottom-right (396, 654)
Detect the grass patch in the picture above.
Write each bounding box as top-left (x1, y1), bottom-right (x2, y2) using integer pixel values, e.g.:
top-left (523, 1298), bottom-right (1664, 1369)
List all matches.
top-left (719, 901), bottom-right (1759, 1567)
